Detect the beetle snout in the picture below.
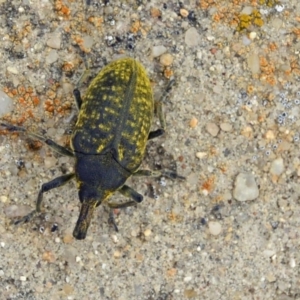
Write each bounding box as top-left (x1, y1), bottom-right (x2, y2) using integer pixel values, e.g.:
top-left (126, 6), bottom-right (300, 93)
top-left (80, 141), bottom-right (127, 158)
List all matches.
top-left (73, 201), bottom-right (97, 240)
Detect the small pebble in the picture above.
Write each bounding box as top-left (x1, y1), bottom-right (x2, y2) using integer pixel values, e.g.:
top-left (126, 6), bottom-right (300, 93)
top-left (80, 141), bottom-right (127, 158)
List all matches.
top-left (46, 50), bottom-right (59, 65)
top-left (249, 32), bottom-right (257, 40)
top-left (82, 35), bottom-right (94, 50)
top-left (241, 6), bottom-right (253, 15)
top-left (42, 251), bottom-right (56, 263)
top-left (270, 158), bottom-right (284, 176)
top-left (7, 66), bottom-right (19, 74)
top-left (290, 258), bottom-right (296, 268)
top-left (247, 53), bottom-right (260, 74)
top-left (20, 276), bottom-right (27, 281)
top-left (0, 91), bottom-right (13, 117)
top-left (196, 152), bottom-right (207, 159)
top-left (159, 53), bottom-right (173, 66)
top-left (180, 8), bottom-right (189, 18)
top-left (206, 122), bottom-right (219, 137)
top-left (208, 221), bottom-right (222, 236)
top-left (220, 122), bottom-right (232, 132)
top-left (0, 195), bottom-right (8, 203)
top-left (189, 116), bottom-right (198, 128)
top-left (63, 234), bottom-right (73, 244)
top-left (44, 156), bottom-right (57, 169)
top-left (266, 273), bottom-right (276, 283)
top-left (47, 32), bottom-right (61, 49)
top-left (150, 7), bottom-right (161, 18)
top-left (233, 173), bottom-right (259, 201)
top-left (152, 45), bottom-right (167, 58)
top-left (144, 229), bottom-right (152, 237)
top-left (265, 130), bottom-right (275, 140)
top-left (184, 276), bottom-right (192, 282)
top-left (0, 270), bottom-right (4, 277)
top-left (185, 27), bottom-right (200, 47)
top-left (114, 250), bottom-right (121, 258)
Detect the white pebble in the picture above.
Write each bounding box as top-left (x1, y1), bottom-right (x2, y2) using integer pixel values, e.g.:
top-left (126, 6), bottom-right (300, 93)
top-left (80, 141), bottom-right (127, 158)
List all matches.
top-left (185, 27), bottom-right (200, 47)
top-left (241, 6), bottom-right (253, 15)
top-left (82, 35), bottom-right (94, 50)
top-left (7, 66), bottom-right (19, 74)
top-left (290, 258), bottom-right (296, 268)
top-left (184, 276), bottom-right (192, 282)
top-left (44, 156), bottom-right (57, 169)
top-left (196, 152), bottom-right (207, 159)
top-left (47, 32), bottom-right (61, 49)
top-left (249, 32), bottom-right (257, 40)
top-left (208, 221), bottom-right (222, 236)
top-left (220, 122), bottom-right (232, 132)
top-left (46, 49), bottom-right (59, 65)
top-left (20, 276), bottom-right (27, 281)
top-left (206, 122), bottom-right (219, 137)
top-left (233, 173), bottom-right (259, 201)
top-left (247, 53), bottom-right (260, 74)
top-left (0, 195), bottom-right (8, 203)
top-left (152, 45), bottom-right (167, 58)
top-left (270, 158), bottom-right (284, 176)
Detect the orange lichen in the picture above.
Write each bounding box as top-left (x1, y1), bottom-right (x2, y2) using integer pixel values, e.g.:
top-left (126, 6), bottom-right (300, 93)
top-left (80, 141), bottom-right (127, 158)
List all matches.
top-left (163, 67), bottom-right (173, 79)
top-left (292, 28), bottom-right (300, 39)
top-left (150, 7), bottom-right (161, 18)
top-left (218, 163), bottom-right (227, 173)
top-left (200, 175), bottom-right (216, 194)
top-left (167, 212), bottom-right (183, 222)
top-left (166, 268), bottom-right (177, 277)
top-left (130, 20), bottom-right (142, 34)
top-left (259, 56), bottom-right (276, 86)
top-left (2, 84), bottom-right (44, 123)
top-left (198, 0), bottom-right (216, 10)
top-left (290, 57), bottom-right (300, 75)
top-left (268, 42), bottom-right (277, 51)
top-left (87, 16), bottom-right (103, 28)
top-left (247, 85), bottom-right (255, 94)
top-left (44, 99), bottom-right (55, 113)
top-left (54, 0), bottom-right (71, 19)
top-left (71, 35), bottom-right (90, 53)
top-left (209, 146), bottom-right (217, 157)
top-left (62, 62), bottom-right (75, 74)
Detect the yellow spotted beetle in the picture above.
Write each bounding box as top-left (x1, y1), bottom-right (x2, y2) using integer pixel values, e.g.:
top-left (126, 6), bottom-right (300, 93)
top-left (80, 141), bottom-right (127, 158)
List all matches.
top-left (1, 58), bottom-right (184, 240)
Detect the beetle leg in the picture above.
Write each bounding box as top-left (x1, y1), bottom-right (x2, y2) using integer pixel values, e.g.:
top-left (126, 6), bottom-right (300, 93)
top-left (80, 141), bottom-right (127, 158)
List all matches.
top-left (154, 78), bottom-right (175, 131)
top-left (108, 210), bottom-right (119, 232)
top-left (107, 185), bottom-right (143, 232)
top-left (14, 173), bottom-right (75, 225)
top-left (118, 185), bottom-right (143, 203)
top-left (133, 169), bottom-right (185, 180)
top-left (73, 88), bottom-right (83, 110)
top-left (1, 123), bottom-right (74, 157)
top-left (148, 128), bottom-right (165, 140)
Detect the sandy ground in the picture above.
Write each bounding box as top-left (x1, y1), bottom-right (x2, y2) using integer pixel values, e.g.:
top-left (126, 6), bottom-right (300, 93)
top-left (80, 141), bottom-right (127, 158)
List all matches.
top-left (0, 0), bottom-right (300, 299)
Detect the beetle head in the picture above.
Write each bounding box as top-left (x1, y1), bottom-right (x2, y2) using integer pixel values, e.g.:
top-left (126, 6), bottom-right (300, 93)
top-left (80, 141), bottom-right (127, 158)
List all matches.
top-left (73, 184), bottom-right (111, 240)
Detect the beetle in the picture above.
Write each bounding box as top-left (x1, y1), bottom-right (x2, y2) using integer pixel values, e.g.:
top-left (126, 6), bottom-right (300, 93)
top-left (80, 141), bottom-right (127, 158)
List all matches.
top-left (1, 57), bottom-right (184, 240)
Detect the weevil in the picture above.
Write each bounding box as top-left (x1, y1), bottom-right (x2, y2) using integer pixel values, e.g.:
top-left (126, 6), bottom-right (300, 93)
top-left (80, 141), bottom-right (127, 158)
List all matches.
top-left (1, 57), bottom-right (184, 240)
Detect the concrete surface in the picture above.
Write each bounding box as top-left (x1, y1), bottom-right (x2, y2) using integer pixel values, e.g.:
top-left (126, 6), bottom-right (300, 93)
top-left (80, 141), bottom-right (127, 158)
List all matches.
top-left (0, 0), bottom-right (299, 299)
